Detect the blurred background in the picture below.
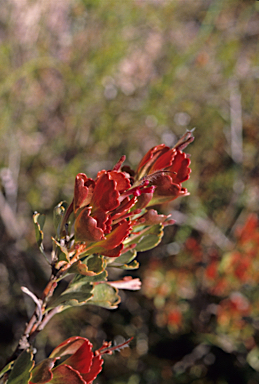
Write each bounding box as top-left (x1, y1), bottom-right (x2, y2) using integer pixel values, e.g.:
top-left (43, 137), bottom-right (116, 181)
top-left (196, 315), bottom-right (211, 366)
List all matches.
top-left (0, 0), bottom-right (259, 383)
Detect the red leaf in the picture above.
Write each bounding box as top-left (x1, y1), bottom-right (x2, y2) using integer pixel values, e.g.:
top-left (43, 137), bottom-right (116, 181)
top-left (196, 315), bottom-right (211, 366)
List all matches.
top-left (149, 148), bottom-right (176, 174)
top-left (62, 342), bottom-right (93, 375)
top-left (50, 365), bottom-right (85, 384)
top-left (108, 171), bottom-right (131, 193)
top-left (169, 150), bottom-right (191, 184)
top-left (92, 173), bottom-right (120, 212)
top-left (50, 337), bottom-right (90, 358)
top-left (81, 355), bottom-right (103, 383)
top-left (88, 220), bottom-right (131, 256)
top-left (74, 174), bottom-right (95, 213)
top-left (136, 144), bottom-right (168, 179)
top-left (75, 208), bottom-right (104, 242)
top-left (138, 209), bottom-right (169, 225)
top-left (151, 174), bottom-right (182, 200)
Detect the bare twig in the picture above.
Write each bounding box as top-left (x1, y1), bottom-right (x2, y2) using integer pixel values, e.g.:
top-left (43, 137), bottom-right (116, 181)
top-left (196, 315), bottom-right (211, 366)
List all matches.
top-left (21, 287), bottom-right (43, 323)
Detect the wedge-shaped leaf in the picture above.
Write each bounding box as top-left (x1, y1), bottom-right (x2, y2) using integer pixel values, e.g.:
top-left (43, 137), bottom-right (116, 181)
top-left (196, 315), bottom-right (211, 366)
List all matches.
top-left (7, 349), bottom-right (34, 384)
top-left (108, 251), bottom-right (139, 270)
top-left (0, 361), bottom-right (13, 379)
top-left (125, 224), bottom-right (164, 252)
top-left (109, 250), bottom-right (137, 267)
top-left (72, 269), bottom-right (107, 284)
top-left (33, 212), bottom-right (46, 256)
top-left (67, 260), bottom-right (97, 277)
top-left (87, 283), bottom-right (121, 309)
top-left (48, 365), bottom-right (85, 384)
top-left (87, 254), bottom-right (105, 273)
top-left (48, 280), bottom-right (94, 312)
top-left (52, 238), bottom-right (70, 269)
top-left (30, 358), bottom-right (56, 384)
top-left (53, 201), bottom-right (68, 238)
top-left (67, 255), bottom-right (106, 278)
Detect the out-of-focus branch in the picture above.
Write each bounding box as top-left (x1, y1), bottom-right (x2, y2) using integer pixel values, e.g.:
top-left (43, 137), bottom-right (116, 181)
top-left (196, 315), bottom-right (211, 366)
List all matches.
top-left (0, 190), bottom-right (23, 240)
top-left (170, 210), bottom-right (233, 250)
top-left (229, 78), bottom-right (243, 164)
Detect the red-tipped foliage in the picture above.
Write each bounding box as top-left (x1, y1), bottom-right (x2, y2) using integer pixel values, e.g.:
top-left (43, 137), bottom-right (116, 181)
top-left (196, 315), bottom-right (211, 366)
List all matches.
top-left (68, 131), bottom-right (193, 259)
top-left (30, 337), bottom-right (103, 384)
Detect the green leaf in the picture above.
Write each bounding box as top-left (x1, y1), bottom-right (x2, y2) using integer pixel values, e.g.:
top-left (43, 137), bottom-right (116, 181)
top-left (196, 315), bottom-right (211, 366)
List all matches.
top-left (119, 260), bottom-right (139, 270)
top-left (49, 256), bottom-right (108, 311)
top-left (66, 255), bottom-right (106, 278)
top-left (108, 250), bottom-right (140, 270)
top-left (86, 254), bottom-right (105, 273)
top-left (247, 347), bottom-right (259, 371)
top-left (48, 280), bottom-right (94, 312)
top-left (52, 238), bottom-right (70, 269)
top-left (33, 212), bottom-right (48, 262)
top-left (67, 260), bottom-right (97, 277)
top-left (0, 361), bottom-right (13, 379)
top-left (7, 350), bottom-right (34, 384)
top-left (88, 283), bottom-right (121, 309)
top-left (30, 358), bottom-right (55, 384)
top-left (53, 201), bottom-right (68, 238)
top-left (125, 224), bottom-right (164, 252)
top-left (109, 250), bottom-right (137, 266)
top-left (33, 212), bottom-right (45, 248)
top-left (72, 269), bottom-right (107, 284)
top-left (136, 224), bottom-right (164, 252)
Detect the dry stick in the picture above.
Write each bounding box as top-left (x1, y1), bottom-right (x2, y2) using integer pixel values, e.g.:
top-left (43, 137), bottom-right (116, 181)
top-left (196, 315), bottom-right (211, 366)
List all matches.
top-left (8, 241), bottom-right (85, 364)
top-left (3, 274), bottom-right (57, 366)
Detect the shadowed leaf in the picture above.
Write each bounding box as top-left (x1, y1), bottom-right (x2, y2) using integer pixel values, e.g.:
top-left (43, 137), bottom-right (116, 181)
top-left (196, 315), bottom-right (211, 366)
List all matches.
top-left (6, 349), bottom-right (34, 384)
top-left (48, 365), bottom-right (84, 384)
top-left (30, 358), bottom-right (56, 384)
top-left (49, 281), bottom-right (93, 312)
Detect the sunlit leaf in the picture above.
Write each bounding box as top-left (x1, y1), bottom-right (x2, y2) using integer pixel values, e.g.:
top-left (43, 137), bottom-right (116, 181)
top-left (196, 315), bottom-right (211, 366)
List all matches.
top-left (6, 349), bottom-right (34, 384)
top-left (33, 212), bottom-right (46, 255)
top-left (53, 201), bottom-right (68, 239)
top-left (0, 361), bottom-right (13, 379)
top-left (52, 238), bottom-right (70, 269)
top-left (67, 260), bottom-right (97, 276)
top-left (67, 255), bottom-right (106, 278)
top-left (33, 212), bottom-right (45, 245)
top-left (119, 260), bottom-right (139, 270)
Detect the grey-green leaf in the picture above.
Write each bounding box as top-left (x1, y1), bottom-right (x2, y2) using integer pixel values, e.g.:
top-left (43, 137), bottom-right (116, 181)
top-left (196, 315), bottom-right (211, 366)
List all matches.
top-left (6, 349), bottom-right (34, 384)
top-left (87, 283), bottom-right (121, 309)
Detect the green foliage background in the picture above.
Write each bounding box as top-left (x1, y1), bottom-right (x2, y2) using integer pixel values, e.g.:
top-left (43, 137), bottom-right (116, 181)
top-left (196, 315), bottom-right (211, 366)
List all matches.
top-left (0, 0), bottom-right (259, 383)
